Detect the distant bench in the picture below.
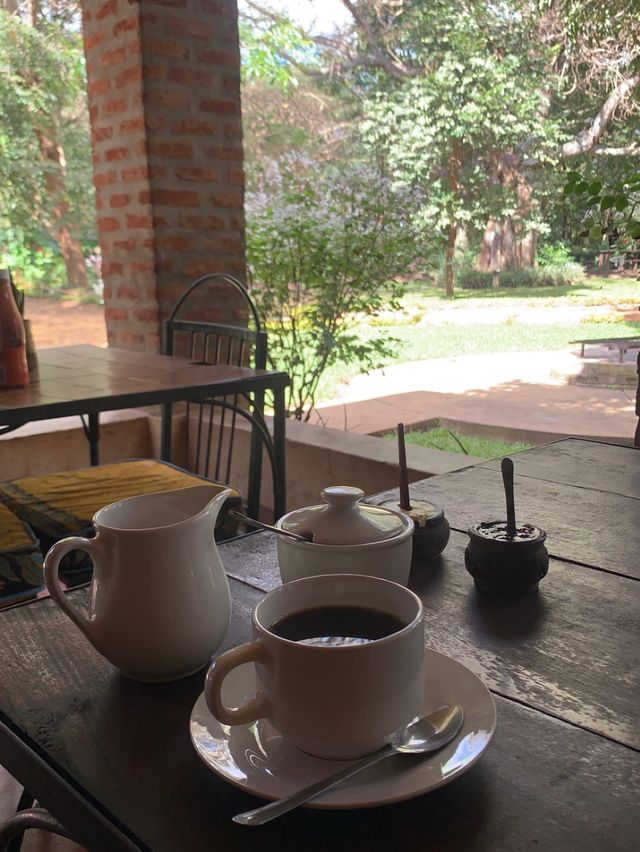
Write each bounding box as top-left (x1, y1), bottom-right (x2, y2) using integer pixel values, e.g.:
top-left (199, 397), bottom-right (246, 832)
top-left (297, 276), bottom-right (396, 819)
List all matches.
top-left (571, 336), bottom-right (640, 363)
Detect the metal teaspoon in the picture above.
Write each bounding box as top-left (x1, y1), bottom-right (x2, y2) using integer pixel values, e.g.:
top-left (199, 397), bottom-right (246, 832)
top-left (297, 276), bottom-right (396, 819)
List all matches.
top-left (229, 509), bottom-right (313, 542)
top-left (232, 704), bottom-right (464, 826)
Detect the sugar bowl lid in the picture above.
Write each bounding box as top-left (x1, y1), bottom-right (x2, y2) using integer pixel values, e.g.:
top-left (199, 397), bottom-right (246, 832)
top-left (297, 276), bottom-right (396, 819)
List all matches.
top-left (279, 485), bottom-right (407, 545)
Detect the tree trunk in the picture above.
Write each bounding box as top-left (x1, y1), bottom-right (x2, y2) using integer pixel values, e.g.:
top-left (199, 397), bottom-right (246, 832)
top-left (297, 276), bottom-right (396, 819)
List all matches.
top-left (477, 152), bottom-right (538, 273)
top-left (444, 138), bottom-right (460, 297)
top-left (36, 129), bottom-right (89, 290)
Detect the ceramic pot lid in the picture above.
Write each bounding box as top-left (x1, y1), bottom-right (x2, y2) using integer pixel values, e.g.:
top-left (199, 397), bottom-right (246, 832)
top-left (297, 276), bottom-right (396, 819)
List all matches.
top-left (280, 486), bottom-right (406, 545)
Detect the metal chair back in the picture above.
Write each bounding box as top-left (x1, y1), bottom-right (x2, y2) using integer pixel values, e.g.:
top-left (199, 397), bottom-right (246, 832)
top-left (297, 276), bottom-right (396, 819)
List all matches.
top-left (162, 273), bottom-right (280, 520)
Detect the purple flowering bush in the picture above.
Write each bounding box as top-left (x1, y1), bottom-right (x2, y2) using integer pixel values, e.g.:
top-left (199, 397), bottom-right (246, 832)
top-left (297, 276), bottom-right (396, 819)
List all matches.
top-left (246, 160), bottom-right (423, 420)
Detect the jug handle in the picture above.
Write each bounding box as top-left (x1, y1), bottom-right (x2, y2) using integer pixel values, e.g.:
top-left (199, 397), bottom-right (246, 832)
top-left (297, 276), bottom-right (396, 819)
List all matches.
top-left (44, 536), bottom-right (102, 642)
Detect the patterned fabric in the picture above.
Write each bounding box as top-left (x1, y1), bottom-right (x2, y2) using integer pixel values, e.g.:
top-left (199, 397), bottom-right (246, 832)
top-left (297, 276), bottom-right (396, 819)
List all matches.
top-left (0, 502), bottom-right (44, 608)
top-left (0, 460), bottom-right (242, 586)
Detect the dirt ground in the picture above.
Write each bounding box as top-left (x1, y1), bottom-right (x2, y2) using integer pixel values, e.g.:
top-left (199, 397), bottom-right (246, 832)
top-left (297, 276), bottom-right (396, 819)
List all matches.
top-left (25, 296), bottom-right (107, 348)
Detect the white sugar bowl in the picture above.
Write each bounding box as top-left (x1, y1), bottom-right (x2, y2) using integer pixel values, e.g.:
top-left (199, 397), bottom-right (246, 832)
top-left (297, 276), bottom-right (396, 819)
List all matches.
top-left (275, 486), bottom-right (414, 586)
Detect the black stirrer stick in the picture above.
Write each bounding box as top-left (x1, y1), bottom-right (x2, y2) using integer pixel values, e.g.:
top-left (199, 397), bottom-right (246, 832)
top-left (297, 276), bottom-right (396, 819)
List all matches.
top-left (397, 423), bottom-right (412, 511)
top-left (501, 457), bottom-right (516, 538)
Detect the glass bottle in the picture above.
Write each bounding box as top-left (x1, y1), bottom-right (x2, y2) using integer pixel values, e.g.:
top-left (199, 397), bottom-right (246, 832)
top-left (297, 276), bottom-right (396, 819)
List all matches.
top-left (0, 269), bottom-right (29, 388)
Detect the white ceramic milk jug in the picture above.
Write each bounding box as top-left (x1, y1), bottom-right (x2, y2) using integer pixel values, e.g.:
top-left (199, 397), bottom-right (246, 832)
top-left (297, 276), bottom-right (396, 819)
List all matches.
top-left (44, 485), bottom-right (233, 682)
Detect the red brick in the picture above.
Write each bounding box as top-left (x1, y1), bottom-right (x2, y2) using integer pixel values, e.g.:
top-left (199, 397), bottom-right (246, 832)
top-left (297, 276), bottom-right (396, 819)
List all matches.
top-left (178, 214), bottom-right (225, 230)
top-left (103, 97), bottom-right (127, 116)
top-left (96, 0), bottom-right (117, 21)
top-left (151, 189), bottom-right (200, 207)
top-left (165, 17), bottom-right (214, 39)
top-left (113, 331), bottom-right (146, 348)
top-left (121, 165), bottom-right (149, 182)
top-left (139, 190), bottom-right (151, 204)
top-left (119, 117), bottom-right (145, 134)
top-left (200, 99), bottom-right (237, 114)
top-left (211, 190), bottom-right (243, 207)
top-left (113, 239), bottom-right (137, 252)
top-left (116, 285), bottom-right (142, 300)
top-left (114, 17), bottom-right (138, 36)
top-left (171, 118), bottom-right (216, 136)
top-left (84, 32), bottom-right (106, 51)
top-left (229, 169), bottom-right (244, 185)
top-left (146, 90), bottom-right (191, 110)
top-left (198, 49), bottom-right (237, 66)
top-left (156, 235), bottom-right (197, 251)
top-left (130, 259), bottom-right (155, 273)
top-left (94, 171), bottom-right (117, 188)
top-left (87, 77), bottom-right (111, 97)
top-left (146, 115), bottom-right (165, 132)
top-left (126, 213), bottom-right (153, 229)
top-left (174, 167), bottom-right (218, 182)
top-left (105, 308), bottom-right (129, 322)
top-left (204, 145), bottom-right (242, 160)
top-left (93, 125), bottom-right (114, 142)
top-left (102, 46), bottom-right (127, 67)
top-left (109, 194), bottom-right (130, 208)
top-left (146, 39), bottom-right (189, 59)
top-left (168, 68), bottom-right (213, 87)
top-left (133, 308), bottom-right (161, 322)
top-left (142, 64), bottom-right (166, 82)
top-left (97, 217), bottom-right (120, 233)
top-left (148, 165), bottom-right (168, 180)
top-left (102, 261), bottom-right (124, 276)
top-left (146, 141), bottom-right (193, 158)
top-left (116, 66), bottom-right (142, 89)
top-left (105, 147), bottom-right (129, 162)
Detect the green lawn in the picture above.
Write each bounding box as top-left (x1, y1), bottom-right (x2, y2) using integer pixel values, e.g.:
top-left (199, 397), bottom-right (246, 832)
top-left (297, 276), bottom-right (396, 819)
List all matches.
top-left (385, 426), bottom-right (531, 459)
top-left (315, 276), bottom-right (640, 401)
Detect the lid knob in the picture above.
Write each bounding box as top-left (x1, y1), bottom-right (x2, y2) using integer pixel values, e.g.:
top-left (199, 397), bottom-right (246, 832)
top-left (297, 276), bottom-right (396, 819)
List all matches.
top-left (321, 486), bottom-right (364, 509)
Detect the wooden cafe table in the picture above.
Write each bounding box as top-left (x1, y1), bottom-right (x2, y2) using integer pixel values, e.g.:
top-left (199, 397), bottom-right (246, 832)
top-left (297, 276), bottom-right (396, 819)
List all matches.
top-left (0, 344), bottom-right (289, 516)
top-left (0, 438), bottom-right (638, 850)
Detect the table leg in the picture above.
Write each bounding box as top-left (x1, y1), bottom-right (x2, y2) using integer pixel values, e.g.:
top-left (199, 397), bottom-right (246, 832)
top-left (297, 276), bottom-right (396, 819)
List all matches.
top-left (161, 403), bottom-right (172, 461)
top-left (87, 413), bottom-right (100, 466)
top-left (272, 385), bottom-right (287, 519)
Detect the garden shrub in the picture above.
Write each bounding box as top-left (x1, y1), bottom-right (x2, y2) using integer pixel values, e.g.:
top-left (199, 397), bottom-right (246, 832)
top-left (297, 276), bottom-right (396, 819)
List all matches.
top-left (457, 262), bottom-right (585, 289)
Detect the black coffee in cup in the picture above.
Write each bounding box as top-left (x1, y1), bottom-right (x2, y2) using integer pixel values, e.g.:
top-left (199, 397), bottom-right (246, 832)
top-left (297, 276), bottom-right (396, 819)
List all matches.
top-left (270, 605), bottom-right (407, 647)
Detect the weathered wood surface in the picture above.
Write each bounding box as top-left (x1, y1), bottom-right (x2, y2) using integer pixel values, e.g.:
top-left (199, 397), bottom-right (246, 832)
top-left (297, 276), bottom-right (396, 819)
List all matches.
top-left (0, 344), bottom-right (288, 424)
top-left (221, 532), bottom-right (640, 749)
top-left (479, 438), bottom-right (640, 500)
top-left (1, 587), bottom-right (638, 852)
top-left (369, 466), bottom-right (640, 579)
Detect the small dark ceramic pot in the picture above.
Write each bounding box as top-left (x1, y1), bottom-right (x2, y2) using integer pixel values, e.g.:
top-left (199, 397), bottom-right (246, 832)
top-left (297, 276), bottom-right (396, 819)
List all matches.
top-left (380, 499), bottom-right (450, 562)
top-left (465, 521), bottom-right (549, 596)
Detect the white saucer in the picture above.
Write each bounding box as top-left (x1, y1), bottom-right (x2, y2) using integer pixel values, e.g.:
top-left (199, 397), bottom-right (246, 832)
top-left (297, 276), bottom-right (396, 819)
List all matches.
top-left (190, 648), bottom-right (496, 809)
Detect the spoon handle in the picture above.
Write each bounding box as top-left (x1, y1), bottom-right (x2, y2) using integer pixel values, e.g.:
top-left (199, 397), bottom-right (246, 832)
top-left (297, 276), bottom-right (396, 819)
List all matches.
top-left (501, 457), bottom-right (516, 538)
top-left (232, 744), bottom-right (395, 826)
top-left (228, 510), bottom-right (309, 542)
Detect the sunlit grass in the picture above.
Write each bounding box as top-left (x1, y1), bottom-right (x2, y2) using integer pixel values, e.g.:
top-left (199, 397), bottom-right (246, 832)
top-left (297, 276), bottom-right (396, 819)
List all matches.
top-left (384, 426), bottom-right (531, 459)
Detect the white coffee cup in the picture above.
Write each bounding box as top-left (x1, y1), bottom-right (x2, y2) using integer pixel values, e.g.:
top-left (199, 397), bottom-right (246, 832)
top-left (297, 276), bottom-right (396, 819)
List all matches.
top-left (204, 574), bottom-right (424, 759)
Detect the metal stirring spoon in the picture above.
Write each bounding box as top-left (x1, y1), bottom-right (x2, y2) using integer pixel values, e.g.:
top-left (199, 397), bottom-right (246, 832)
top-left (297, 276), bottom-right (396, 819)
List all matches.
top-left (233, 705), bottom-right (464, 826)
top-left (229, 510), bottom-right (313, 542)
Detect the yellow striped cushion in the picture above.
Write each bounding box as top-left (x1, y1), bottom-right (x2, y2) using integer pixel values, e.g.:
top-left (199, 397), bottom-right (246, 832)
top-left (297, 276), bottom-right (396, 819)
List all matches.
top-left (0, 502), bottom-right (44, 606)
top-left (0, 460), bottom-right (242, 583)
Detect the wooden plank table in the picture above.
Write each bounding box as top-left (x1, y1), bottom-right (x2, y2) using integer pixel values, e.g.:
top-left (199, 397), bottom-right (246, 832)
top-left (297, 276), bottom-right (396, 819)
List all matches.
top-left (0, 344), bottom-right (289, 515)
top-left (0, 438), bottom-right (638, 851)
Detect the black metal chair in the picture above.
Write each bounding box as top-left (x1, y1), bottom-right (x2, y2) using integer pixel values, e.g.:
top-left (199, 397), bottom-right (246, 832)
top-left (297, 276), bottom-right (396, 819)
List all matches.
top-left (160, 272), bottom-right (280, 520)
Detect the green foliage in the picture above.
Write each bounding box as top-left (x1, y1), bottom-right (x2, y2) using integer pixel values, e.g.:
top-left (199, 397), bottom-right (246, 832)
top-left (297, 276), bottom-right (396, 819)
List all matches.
top-left (563, 164), bottom-right (640, 245)
top-left (0, 9), bottom-right (95, 288)
top-left (358, 2), bottom-right (553, 247)
top-left (246, 160), bottom-right (424, 419)
top-left (457, 264), bottom-right (585, 289)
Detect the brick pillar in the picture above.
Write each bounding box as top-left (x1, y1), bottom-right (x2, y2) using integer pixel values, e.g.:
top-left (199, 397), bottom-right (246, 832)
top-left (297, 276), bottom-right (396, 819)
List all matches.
top-left (82, 0), bottom-right (245, 351)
